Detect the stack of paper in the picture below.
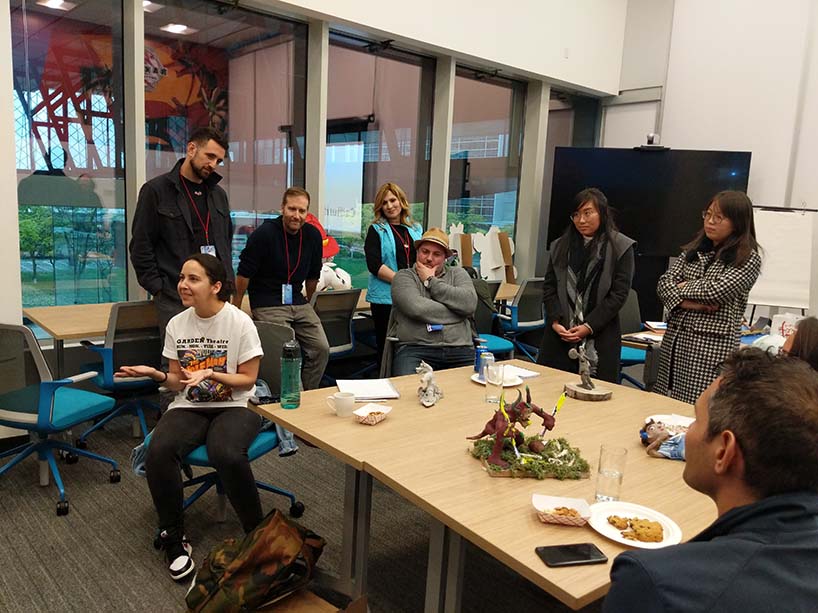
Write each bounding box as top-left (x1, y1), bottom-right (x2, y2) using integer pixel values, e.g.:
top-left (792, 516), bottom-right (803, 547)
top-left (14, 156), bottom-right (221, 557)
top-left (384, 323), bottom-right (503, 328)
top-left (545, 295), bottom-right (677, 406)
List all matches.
top-left (336, 379), bottom-right (400, 401)
top-left (645, 321), bottom-right (668, 331)
top-left (502, 364), bottom-right (541, 379)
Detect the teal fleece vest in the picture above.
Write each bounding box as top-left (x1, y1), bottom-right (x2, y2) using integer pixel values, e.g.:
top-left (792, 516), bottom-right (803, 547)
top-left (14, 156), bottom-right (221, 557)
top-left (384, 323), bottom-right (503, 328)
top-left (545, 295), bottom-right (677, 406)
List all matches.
top-left (367, 221), bottom-right (423, 304)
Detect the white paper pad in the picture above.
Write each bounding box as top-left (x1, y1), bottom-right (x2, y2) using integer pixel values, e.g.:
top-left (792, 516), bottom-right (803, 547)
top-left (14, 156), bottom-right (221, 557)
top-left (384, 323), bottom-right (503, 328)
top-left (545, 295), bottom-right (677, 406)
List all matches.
top-left (625, 332), bottom-right (664, 343)
top-left (645, 321), bottom-right (668, 330)
top-left (501, 365), bottom-right (541, 379)
top-left (336, 378), bottom-right (400, 401)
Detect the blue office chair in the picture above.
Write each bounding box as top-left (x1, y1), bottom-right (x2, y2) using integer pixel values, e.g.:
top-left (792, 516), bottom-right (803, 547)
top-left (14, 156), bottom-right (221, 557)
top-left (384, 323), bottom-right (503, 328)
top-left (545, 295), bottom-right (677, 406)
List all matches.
top-left (499, 278), bottom-right (546, 362)
top-left (0, 324), bottom-right (121, 516)
top-left (77, 300), bottom-right (161, 445)
top-left (471, 279), bottom-right (515, 358)
top-left (145, 321), bottom-right (304, 523)
top-left (619, 289), bottom-right (647, 389)
top-left (312, 288), bottom-right (376, 384)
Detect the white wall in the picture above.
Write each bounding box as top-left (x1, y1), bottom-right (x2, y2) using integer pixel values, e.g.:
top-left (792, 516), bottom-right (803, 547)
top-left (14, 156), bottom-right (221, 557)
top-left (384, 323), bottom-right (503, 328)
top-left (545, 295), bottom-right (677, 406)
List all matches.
top-left (601, 101), bottom-right (659, 148)
top-left (258, 0), bottom-right (628, 95)
top-left (619, 0), bottom-right (674, 91)
top-left (0, 6), bottom-right (22, 326)
top-left (660, 0), bottom-right (814, 206)
top-left (789, 1), bottom-right (818, 211)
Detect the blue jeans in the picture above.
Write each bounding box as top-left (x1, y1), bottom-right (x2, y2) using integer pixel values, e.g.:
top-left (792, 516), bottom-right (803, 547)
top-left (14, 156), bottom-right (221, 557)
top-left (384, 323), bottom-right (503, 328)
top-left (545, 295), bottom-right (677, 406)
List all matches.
top-left (392, 344), bottom-right (474, 376)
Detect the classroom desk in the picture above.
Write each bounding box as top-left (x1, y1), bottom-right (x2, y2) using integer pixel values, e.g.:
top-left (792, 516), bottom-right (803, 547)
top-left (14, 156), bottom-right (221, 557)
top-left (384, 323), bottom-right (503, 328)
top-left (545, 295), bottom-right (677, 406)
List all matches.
top-left (252, 361), bottom-right (715, 611)
top-left (24, 302), bottom-right (115, 377)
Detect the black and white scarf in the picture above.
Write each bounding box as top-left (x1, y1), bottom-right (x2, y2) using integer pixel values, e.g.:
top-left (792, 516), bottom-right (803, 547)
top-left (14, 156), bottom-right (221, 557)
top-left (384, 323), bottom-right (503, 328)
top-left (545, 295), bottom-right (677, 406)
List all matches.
top-left (566, 236), bottom-right (607, 373)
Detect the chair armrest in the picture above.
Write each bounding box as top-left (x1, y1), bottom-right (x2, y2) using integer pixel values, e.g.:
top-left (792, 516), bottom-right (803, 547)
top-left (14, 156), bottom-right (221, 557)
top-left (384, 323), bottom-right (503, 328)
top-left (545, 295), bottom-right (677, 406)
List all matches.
top-left (496, 313), bottom-right (512, 321)
top-left (65, 371), bottom-right (98, 384)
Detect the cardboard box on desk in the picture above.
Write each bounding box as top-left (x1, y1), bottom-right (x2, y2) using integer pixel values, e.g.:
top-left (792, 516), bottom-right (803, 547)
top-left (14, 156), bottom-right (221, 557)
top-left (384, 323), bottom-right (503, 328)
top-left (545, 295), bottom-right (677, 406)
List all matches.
top-left (497, 231), bottom-right (516, 283)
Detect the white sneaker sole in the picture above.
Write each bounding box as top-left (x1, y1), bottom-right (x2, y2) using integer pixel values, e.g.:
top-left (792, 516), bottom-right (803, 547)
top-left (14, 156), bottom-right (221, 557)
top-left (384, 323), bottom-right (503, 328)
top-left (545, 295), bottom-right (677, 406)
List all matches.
top-left (169, 554), bottom-right (195, 581)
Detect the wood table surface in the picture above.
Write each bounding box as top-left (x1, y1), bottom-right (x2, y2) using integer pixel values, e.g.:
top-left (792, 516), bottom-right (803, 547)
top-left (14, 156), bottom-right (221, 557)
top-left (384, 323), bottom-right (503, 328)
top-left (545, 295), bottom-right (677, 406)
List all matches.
top-left (495, 282), bottom-right (519, 302)
top-left (24, 302), bottom-right (115, 340)
top-left (255, 361), bottom-right (715, 610)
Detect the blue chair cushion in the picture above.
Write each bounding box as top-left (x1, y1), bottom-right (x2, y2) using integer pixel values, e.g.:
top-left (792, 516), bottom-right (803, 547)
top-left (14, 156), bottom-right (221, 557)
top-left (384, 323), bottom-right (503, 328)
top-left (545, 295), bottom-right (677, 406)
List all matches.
top-left (620, 346), bottom-right (647, 365)
top-left (184, 430), bottom-right (280, 467)
top-left (480, 334), bottom-right (515, 356)
top-left (52, 387), bottom-right (116, 430)
top-left (0, 385), bottom-right (114, 431)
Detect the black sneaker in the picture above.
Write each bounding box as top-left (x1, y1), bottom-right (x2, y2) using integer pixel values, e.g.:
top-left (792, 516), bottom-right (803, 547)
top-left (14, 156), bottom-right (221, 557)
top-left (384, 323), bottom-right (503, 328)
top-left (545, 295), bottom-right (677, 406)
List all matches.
top-left (158, 529), bottom-right (195, 581)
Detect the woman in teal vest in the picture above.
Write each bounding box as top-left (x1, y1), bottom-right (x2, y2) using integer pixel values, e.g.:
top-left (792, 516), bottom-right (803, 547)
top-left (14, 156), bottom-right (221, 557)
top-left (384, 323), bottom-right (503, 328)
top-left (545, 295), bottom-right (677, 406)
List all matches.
top-left (364, 182), bottom-right (423, 365)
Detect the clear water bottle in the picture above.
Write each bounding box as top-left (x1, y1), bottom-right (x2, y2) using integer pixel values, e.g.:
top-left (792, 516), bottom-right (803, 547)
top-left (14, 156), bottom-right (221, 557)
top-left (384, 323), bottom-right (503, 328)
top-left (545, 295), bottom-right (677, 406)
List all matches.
top-left (280, 339), bottom-right (301, 409)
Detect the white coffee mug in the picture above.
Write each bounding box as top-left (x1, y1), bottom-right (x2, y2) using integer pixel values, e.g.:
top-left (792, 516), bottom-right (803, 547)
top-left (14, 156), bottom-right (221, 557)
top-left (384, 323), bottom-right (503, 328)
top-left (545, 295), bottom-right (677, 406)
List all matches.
top-left (327, 392), bottom-right (355, 417)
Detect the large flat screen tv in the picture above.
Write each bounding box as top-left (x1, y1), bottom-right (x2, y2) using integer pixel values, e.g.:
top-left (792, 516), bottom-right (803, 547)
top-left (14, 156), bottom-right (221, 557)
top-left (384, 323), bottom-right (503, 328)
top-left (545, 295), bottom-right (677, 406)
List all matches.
top-left (547, 148), bottom-right (752, 257)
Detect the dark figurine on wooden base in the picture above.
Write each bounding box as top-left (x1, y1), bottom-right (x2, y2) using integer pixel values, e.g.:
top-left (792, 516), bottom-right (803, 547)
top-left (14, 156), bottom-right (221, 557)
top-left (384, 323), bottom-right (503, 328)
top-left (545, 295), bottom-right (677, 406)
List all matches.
top-left (467, 386), bottom-right (556, 468)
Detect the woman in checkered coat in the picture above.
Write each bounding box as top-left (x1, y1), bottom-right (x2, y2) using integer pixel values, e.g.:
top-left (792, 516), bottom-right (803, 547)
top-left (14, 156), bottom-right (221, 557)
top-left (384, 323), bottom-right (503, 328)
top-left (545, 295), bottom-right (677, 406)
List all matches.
top-left (654, 191), bottom-right (761, 404)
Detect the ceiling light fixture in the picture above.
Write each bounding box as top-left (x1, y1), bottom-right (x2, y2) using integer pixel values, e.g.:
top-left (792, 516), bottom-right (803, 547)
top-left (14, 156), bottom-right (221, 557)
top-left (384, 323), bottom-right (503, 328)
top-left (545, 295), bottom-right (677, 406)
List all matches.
top-left (160, 23), bottom-right (198, 35)
top-left (143, 1), bottom-right (164, 12)
top-left (36, 0), bottom-right (77, 10)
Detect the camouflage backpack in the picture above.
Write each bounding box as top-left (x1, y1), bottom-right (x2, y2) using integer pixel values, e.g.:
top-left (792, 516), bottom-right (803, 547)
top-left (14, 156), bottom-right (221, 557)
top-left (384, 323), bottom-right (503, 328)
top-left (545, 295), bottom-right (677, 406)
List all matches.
top-left (185, 509), bottom-right (325, 612)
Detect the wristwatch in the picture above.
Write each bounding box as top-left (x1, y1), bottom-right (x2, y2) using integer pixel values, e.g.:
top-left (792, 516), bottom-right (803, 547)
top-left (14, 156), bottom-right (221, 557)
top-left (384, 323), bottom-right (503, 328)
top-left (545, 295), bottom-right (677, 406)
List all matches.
top-left (424, 277), bottom-right (432, 289)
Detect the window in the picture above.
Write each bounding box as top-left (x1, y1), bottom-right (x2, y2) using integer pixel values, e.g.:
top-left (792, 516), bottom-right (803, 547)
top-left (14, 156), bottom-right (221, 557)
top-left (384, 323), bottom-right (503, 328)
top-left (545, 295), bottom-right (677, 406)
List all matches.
top-left (13, 0), bottom-right (126, 307)
top-left (143, 1), bottom-right (308, 272)
top-left (326, 35), bottom-right (434, 288)
top-left (448, 69), bottom-right (526, 238)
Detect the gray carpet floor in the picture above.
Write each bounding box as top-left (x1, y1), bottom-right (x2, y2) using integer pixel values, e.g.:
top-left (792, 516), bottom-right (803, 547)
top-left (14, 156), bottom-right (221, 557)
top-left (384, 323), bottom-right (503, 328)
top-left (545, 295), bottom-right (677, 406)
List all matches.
top-left (0, 412), bottom-right (606, 613)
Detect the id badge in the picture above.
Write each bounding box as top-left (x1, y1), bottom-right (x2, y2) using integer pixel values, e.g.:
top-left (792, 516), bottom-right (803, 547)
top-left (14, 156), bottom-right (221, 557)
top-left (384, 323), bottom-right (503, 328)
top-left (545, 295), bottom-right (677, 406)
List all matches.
top-left (426, 323), bottom-right (443, 332)
top-left (282, 283), bottom-right (293, 305)
top-left (200, 245), bottom-right (216, 257)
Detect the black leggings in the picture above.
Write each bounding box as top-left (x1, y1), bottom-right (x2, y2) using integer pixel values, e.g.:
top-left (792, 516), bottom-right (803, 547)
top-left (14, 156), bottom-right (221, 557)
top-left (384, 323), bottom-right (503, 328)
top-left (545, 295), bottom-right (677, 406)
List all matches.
top-left (146, 406), bottom-right (263, 534)
top-left (370, 303), bottom-right (393, 366)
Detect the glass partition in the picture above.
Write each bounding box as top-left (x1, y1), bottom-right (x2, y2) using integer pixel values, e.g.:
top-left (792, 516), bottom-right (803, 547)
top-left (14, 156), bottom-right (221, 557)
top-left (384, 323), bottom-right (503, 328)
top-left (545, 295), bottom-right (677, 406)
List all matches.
top-left (326, 35), bottom-right (434, 288)
top-left (143, 0), bottom-right (308, 272)
top-left (13, 0), bottom-right (126, 306)
top-left (448, 69), bottom-right (526, 238)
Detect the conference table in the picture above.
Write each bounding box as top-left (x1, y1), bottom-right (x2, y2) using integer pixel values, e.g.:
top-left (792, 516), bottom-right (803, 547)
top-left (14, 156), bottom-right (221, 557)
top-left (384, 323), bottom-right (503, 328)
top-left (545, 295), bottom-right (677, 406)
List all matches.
top-left (251, 360), bottom-right (716, 611)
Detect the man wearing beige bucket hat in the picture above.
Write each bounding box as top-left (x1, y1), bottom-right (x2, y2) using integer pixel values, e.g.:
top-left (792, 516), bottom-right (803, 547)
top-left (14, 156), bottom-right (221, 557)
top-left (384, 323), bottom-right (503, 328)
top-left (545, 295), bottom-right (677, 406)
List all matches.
top-left (389, 227), bottom-right (477, 375)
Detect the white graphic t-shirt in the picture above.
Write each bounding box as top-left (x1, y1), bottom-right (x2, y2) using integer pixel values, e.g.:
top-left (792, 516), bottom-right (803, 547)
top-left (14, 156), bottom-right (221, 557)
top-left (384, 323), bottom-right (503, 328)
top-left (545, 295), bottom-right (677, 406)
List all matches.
top-left (162, 302), bottom-right (263, 411)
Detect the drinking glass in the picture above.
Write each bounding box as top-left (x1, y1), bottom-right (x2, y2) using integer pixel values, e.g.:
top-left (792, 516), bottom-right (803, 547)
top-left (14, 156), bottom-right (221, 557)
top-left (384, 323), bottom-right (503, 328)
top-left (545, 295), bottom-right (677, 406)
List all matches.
top-left (485, 363), bottom-right (504, 403)
top-left (595, 445), bottom-right (627, 502)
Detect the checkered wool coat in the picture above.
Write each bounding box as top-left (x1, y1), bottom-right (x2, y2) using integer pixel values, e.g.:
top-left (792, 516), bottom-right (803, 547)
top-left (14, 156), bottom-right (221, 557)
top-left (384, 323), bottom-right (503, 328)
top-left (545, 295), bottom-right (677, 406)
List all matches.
top-left (654, 249), bottom-right (761, 404)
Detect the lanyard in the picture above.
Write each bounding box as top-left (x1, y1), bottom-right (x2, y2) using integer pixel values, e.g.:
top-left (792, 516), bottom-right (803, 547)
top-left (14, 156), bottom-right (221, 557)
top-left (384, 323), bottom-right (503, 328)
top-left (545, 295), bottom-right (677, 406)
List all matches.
top-left (390, 224), bottom-right (411, 267)
top-left (283, 227), bottom-right (303, 283)
top-left (180, 172), bottom-right (210, 243)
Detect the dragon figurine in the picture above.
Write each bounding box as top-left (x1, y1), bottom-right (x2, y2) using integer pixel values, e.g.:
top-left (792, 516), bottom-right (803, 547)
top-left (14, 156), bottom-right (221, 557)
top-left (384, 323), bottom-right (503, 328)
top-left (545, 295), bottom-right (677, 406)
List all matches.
top-left (467, 386), bottom-right (556, 468)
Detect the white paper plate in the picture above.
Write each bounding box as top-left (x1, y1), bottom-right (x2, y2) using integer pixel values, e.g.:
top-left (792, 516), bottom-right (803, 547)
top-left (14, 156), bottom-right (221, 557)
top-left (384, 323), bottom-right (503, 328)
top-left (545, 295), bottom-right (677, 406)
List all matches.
top-left (470, 373), bottom-right (523, 387)
top-left (645, 414), bottom-right (694, 429)
top-left (588, 501), bottom-right (682, 549)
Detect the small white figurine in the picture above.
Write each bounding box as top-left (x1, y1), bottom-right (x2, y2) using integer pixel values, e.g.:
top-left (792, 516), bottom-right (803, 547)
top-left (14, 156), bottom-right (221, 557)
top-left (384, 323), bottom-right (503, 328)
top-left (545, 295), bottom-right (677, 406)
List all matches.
top-left (416, 360), bottom-right (443, 407)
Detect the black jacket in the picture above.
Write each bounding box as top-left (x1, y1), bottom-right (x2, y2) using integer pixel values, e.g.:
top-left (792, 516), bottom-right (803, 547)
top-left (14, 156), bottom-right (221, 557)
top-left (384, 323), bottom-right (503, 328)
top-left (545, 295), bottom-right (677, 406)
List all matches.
top-left (130, 159), bottom-right (233, 299)
top-left (604, 491), bottom-right (818, 613)
top-left (537, 231), bottom-right (635, 383)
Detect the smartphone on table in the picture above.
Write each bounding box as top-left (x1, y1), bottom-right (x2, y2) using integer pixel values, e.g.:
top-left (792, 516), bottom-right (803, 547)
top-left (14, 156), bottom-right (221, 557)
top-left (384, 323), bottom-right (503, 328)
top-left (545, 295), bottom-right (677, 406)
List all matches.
top-left (535, 543), bottom-right (608, 568)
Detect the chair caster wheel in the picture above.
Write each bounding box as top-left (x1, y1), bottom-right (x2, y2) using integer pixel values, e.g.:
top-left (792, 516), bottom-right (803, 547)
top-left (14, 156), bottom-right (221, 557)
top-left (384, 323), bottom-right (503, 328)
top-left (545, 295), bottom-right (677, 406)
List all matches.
top-left (63, 452), bottom-right (79, 464)
top-left (109, 469), bottom-right (121, 483)
top-left (289, 501), bottom-right (305, 518)
top-left (75, 438), bottom-right (88, 449)
top-left (56, 500), bottom-right (69, 516)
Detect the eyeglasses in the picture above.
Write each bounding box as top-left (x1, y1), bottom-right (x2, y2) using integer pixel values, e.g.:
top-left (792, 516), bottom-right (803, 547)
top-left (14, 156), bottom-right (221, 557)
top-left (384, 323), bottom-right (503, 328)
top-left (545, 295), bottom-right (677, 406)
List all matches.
top-left (702, 210), bottom-right (726, 224)
top-left (570, 210), bottom-right (598, 222)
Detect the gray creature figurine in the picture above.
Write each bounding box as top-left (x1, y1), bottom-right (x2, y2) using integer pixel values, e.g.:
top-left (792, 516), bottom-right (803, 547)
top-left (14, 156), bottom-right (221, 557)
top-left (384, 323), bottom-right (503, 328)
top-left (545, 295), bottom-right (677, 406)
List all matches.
top-left (568, 343), bottom-right (595, 390)
top-left (416, 360), bottom-right (443, 407)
